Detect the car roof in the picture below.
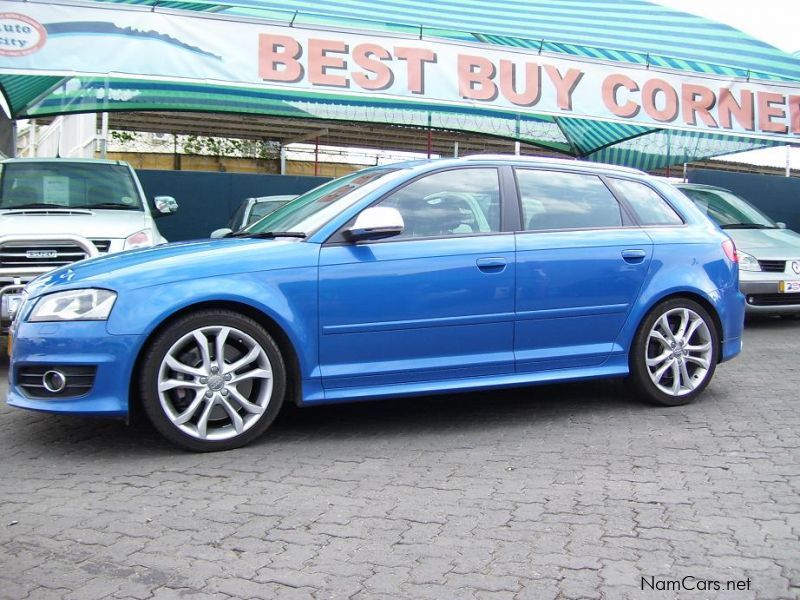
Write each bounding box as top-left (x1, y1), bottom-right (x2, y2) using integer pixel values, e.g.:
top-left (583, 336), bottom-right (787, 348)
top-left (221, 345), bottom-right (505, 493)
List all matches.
top-left (674, 183), bottom-right (731, 192)
top-left (250, 195), bottom-right (297, 203)
top-left (1, 157), bottom-right (130, 166)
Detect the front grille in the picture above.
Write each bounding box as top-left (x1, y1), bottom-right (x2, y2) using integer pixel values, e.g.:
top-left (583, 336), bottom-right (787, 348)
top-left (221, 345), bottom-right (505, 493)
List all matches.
top-left (17, 365), bottom-right (97, 399)
top-left (0, 240), bottom-right (110, 269)
top-left (747, 294), bottom-right (800, 307)
top-left (757, 260), bottom-right (786, 273)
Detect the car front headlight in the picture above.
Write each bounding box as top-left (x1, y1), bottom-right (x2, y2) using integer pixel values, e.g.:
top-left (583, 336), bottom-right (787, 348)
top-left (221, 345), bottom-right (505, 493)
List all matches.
top-left (124, 229), bottom-right (153, 250)
top-left (29, 289), bottom-right (117, 322)
top-left (736, 251), bottom-right (761, 272)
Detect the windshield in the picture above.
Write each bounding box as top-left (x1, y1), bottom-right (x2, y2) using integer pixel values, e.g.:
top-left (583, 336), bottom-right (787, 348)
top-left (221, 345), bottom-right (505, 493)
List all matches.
top-left (246, 168), bottom-right (402, 236)
top-left (680, 187), bottom-right (776, 229)
top-left (0, 162), bottom-right (142, 211)
top-left (246, 199), bottom-right (292, 226)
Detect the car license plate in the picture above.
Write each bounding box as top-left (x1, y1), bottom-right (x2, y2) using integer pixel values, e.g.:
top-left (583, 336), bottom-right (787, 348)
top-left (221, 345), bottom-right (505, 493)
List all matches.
top-left (1, 293), bottom-right (23, 319)
top-left (779, 281), bottom-right (800, 293)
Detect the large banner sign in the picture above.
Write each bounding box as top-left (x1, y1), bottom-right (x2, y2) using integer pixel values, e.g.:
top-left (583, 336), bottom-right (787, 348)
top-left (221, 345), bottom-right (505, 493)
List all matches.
top-left (0, 1), bottom-right (798, 140)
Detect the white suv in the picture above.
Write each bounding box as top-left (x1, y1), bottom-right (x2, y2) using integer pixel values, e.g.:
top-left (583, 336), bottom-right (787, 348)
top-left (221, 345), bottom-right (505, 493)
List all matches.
top-left (0, 158), bottom-right (177, 327)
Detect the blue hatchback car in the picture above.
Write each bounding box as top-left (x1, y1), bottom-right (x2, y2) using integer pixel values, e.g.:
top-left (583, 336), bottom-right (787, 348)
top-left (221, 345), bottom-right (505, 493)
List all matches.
top-left (8, 156), bottom-right (745, 451)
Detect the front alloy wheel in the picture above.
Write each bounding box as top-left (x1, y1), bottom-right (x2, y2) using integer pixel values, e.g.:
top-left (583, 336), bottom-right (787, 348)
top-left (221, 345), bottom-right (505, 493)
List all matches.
top-left (140, 310), bottom-right (286, 451)
top-left (629, 298), bottom-right (719, 406)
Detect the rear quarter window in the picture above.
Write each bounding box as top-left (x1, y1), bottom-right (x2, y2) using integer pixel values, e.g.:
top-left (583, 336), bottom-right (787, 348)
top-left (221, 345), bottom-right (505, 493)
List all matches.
top-left (609, 178), bottom-right (683, 226)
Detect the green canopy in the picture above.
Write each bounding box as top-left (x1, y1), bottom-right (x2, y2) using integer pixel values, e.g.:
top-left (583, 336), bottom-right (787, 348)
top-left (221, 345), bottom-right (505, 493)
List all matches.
top-left (0, 0), bottom-right (798, 169)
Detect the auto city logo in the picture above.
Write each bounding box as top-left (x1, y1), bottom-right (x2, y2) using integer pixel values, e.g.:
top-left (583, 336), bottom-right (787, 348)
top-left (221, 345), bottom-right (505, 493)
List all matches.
top-left (792, 261), bottom-right (800, 275)
top-left (0, 13), bottom-right (47, 57)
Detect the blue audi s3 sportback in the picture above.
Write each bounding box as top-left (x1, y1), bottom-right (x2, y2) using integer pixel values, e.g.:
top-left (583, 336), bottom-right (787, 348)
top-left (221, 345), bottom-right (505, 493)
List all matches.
top-left (8, 156), bottom-right (745, 451)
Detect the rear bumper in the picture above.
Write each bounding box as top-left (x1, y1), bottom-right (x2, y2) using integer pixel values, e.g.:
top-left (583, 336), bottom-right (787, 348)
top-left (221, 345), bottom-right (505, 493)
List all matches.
top-left (7, 320), bottom-right (142, 417)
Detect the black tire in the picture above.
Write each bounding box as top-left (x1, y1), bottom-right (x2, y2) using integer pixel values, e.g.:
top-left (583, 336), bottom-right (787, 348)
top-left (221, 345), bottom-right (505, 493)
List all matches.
top-left (139, 309), bottom-right (286, 452)
top-left (628, 298), bottom-right (719, 406)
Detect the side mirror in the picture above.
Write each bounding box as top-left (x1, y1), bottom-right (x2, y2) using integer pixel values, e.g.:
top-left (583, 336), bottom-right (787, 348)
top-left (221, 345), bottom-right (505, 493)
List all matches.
top-left (345, 207), bottom-right (404, 242)
top-left (210, 228), bottom-right (233, 239)
top-left (154, 195), bottom-right (178, 217)
top-left (776, 222), bottom-right (787, 229)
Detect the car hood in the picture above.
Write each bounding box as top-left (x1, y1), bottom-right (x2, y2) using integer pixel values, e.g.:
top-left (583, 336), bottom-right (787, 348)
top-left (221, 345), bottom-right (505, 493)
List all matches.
top-left (25, 237), bottom-right (316, 298)
top-left (0, 208), bottom-right (148, 239)
top-left (725, 227), bottom-right (800, 259)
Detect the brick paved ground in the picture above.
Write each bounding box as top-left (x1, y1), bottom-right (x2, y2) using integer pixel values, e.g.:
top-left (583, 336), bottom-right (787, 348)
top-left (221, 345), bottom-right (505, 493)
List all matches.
top-left (0, 318), bottom-right (798, 599)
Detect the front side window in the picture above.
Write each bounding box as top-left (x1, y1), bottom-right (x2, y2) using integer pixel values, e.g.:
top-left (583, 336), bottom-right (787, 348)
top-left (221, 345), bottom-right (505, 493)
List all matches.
top-left (377, 168), bottom-right (501, 239)
top-left (248, 168), bottom-right (401, 235)
top-left (517, 169), bottom-right (622, 231)
top-left (0, 162), bottom-right (142, 210)
top-left (609, 178), bottom-right (683, 226)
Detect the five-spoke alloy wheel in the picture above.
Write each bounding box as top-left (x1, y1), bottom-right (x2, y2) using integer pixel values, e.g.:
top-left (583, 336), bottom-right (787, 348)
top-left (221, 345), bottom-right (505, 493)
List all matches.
top-left (629, 298), bottom-right (719, 406)
top-left (140, 310), bottom-right (286, 451)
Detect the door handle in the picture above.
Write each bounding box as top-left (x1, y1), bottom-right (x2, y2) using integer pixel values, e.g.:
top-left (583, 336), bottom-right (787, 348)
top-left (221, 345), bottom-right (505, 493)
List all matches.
top-left (621, 249), bottom-right (647, 263)
top-left (476, 257), bottom-right (507, 272)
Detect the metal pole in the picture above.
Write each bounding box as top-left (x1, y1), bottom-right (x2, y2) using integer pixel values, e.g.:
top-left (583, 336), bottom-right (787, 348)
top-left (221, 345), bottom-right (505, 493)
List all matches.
top-left (99, 112), bottom-right (109, 158)
top-left (279, 146), bottom-right (286, 175)
top-left (683, 162), bottom-right (688, 183)
top-left (786, 145), bottom-right (791, 178)
top-left (314, 137), bottom-right (319, 176)
top-left (427, 128), bottom-right (432, 159)
top-left (453, 141), bottom-right (459, 158)
top-left (514, 141), bottom-right (520, 156)
top-left (28, 119), bottom-right (36, 157)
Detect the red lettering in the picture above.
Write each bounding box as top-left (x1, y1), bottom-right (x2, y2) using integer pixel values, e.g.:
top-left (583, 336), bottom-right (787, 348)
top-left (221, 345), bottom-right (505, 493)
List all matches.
top-left (642, 79), bottom-right (679, 122)
top-left (498, 60), bottom-right (541, 107)
top-left (758, 92), bottom-right (788, 133)
top-left (543, 65), bottom-right (583, 110)
top-left (682, 83), bottom-right (718, 127)
top-left (718, 89), bottom-right (754, 131)
top-left (352, 44), bottom-right (393, 90)
top-left (458, 54), bottom-right (497, 101)
top-left (602, 74), bottom-right (640, 118)
top-left (258, 34), bottom-right (304, 83)
top-left (790, 95), bottom-right (800, 135)
top-left (395, 47), bottom-right (437, 94)
top-left (308, 39), bottom-right (349, 88)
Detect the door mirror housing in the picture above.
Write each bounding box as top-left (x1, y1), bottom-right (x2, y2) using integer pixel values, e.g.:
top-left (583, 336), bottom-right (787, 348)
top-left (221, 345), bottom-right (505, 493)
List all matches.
top-left (210, 228), bottom-right (233, 239)
top-left (345, 207), bottom-right (404, 242)
top-left (154, 195), bottom-right (178, 217)
top-left (776, 221), bottom-right (787, 229)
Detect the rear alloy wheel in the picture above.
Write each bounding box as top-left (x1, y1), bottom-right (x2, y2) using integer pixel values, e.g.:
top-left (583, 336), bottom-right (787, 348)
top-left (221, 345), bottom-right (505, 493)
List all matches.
top-left (140, 310), bottom-right (286, 451)
top-left (629, 298), bottom-right (718, 406)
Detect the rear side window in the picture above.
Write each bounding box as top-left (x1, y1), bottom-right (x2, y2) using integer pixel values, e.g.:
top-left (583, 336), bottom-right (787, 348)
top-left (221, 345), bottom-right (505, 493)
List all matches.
top-left (516, 169), bottom-right (622, 231)
top-left (609, 178), bottom-right (683, 226)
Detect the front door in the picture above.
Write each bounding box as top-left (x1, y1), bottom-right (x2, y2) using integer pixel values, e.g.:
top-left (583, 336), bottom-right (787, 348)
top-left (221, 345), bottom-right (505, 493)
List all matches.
top-left (318, 167), bottom-right (515, 391)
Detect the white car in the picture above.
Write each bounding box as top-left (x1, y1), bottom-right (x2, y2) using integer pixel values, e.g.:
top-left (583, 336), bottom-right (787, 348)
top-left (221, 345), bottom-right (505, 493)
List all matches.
top-left (677, 183), bottom-right (800, 316)
top-left (210, 194), bottom-right (296, 238)
top-left (0, 158), bottom-right (177, 327)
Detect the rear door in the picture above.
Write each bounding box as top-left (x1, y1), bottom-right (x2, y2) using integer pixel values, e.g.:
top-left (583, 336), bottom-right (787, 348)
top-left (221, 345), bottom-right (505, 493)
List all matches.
top-left (513, 168), bottom-right (653, 372)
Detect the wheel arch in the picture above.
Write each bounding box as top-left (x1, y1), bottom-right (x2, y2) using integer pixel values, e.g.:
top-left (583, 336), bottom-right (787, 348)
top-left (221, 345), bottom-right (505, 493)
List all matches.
top-left (128, 300), bottom-right (303, 417)
top-left (635, 290), bottom-right (724, 363)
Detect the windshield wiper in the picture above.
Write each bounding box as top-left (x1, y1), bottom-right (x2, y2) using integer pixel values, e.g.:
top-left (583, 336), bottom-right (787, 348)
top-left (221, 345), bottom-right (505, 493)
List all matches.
top-left (720, 223), bottom-right (774, 230)
top-left (74, 203), bottom-right (137, 210)
top-left (227, 231), bottom-right (307, 239)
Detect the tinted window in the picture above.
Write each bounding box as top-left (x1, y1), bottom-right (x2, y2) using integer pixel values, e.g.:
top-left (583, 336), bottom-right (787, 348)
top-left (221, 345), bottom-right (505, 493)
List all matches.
top-left (379, 168), bottom-right (500, 239)
top-left (0, 162), bottom-right (141, 210)
top-left (517, 169), bottom-right (622, 231)
top-left (610, 179), bottom-right (683, 226)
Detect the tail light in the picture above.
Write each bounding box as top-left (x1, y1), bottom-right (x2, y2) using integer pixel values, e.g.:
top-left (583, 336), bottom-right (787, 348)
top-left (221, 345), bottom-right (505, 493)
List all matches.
top-left (722, 238), bottom-right (738, 263)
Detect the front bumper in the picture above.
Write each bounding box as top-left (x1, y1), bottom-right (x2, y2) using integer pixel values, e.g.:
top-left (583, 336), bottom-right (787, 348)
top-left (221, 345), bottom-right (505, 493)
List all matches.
top-left (8, 320), bottom-right (143, 417)
top-left (740, 271), bottom-right (800, 314)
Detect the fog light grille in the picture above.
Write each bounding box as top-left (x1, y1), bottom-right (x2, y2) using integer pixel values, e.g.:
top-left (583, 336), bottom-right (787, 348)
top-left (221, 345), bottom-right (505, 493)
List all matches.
top-left (17, 365), bottom-right (97, 399)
